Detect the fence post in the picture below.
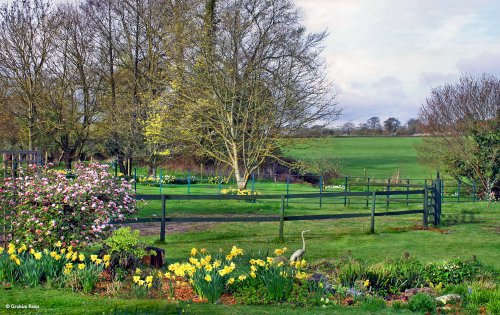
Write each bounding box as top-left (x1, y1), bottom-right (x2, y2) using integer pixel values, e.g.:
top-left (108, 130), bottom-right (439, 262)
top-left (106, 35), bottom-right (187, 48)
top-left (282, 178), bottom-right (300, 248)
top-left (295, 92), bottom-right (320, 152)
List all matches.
top-left (472, 180), bottom-right (476, 202)
top-left (319, 175), bottom-right (323, 208)
top-left (423, 187), bottom-right (428, 228)
top-left (406, 179), bottom-right (410, 206)
top-left (386, 178), bottom-right (390, 209)
top-left (134, 168), bottom-right (137, 193)
top-left (279, 194), bottom-right (285, 241)
top-left (370, 191), bottom-right (376, 234)
top-left (188, 171), bottom-right (191, 195)
top-left (344, 176), bottom-right (348, 207)
top-left (159, 169), bottom-right (163, 195)
top-left (251, 173), bottom-right (255, 193)
top-left (366, 177), bottom-right (370, 208)
top-left (286, 174), bottom-right (290, 207)
top-left (160, 195), bottom-right (166, 242)
top-left (218, 172), bottom-right (222, 195)
top-left (457, 179), bottom-right (460, 203)
top-left (434, 179), bottom-right (441, 226)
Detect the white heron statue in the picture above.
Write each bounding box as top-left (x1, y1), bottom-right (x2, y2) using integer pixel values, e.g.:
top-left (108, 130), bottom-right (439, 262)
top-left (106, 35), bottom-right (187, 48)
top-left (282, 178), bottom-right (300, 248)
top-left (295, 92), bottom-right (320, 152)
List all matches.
top-left (290, 230), bottom-right (310, 262)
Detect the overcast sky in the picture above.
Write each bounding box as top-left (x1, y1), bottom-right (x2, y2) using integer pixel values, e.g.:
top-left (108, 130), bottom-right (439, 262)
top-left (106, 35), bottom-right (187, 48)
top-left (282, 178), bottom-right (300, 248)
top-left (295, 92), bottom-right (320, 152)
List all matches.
top-left (295, 0), bottom-right (500, 127)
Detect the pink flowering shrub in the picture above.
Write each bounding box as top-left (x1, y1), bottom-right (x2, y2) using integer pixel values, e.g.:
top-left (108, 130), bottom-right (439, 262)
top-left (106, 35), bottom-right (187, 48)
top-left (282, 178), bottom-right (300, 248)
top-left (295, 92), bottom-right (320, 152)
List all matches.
top-left (0, 163), bottom-right (137, 249)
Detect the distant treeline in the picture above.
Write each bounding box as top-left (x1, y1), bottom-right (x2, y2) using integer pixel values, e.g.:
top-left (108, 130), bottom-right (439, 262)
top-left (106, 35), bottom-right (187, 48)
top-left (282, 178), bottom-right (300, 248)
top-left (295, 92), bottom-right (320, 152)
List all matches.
top-left (291, 117), bottom-right (422, 137)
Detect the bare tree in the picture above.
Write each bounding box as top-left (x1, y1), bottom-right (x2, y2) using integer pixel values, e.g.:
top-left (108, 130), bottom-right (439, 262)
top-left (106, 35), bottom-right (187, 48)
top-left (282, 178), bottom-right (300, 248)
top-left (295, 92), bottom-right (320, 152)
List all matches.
top-left (342, 122), bottom-right (355, 135)
top-left (383, 117), bottom-right (400, 134)
top-left (418, 73), bottom-right (500, 194)
top-left (0, 0), bottom-right (56, 150)
top-left (38, 4), bottom-right (102, 168)
top-left (170, 0), bottom-right (340, 189)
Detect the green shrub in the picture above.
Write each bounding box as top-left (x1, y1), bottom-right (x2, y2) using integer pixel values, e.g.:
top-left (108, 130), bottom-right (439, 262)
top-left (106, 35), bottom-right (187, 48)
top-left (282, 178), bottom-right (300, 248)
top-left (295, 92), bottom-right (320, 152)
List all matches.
top-left (102, 227), bottom-right (153, 269)
top-left (465, 286), bottom-right (500, 312)
top-left (407, 293), bottom-right (436, 313)
top-left (365, 259), bottom-right (425, 294)
top-left (391, 300), bottom-right (407, 311)
top-left (425, 258), bottom-right (482, 285)
top-left (338, 259), bottom-right (364, 288)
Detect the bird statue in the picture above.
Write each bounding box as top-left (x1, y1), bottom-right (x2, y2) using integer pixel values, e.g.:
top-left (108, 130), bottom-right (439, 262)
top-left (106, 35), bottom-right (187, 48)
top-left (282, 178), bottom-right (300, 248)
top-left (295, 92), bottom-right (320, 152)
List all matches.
top-left (290, 230), bottom-right (310, 262)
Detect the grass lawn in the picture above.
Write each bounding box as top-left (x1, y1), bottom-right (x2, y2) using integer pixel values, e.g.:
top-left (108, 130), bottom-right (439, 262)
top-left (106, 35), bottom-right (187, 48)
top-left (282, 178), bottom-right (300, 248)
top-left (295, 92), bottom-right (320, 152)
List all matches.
top-left (284, 136), bottom-right (433, 179)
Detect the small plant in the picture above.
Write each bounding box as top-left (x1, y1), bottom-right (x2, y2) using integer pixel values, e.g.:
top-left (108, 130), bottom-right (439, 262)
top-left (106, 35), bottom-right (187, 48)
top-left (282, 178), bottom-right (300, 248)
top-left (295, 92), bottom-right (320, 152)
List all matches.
top-left (425, 258), bottom-right (482, 285)
top-left (132, 271), bottom-right (154, 298)
top-left (102, 227), bottom-right (153, 269)
top-left (407, 293), bottom-right (436, 313)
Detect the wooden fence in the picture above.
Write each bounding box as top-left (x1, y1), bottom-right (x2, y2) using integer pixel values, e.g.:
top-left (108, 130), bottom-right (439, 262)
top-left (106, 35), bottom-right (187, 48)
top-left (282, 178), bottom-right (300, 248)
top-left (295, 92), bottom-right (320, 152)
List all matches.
top-left (120, 183), bottom-right (442, 242)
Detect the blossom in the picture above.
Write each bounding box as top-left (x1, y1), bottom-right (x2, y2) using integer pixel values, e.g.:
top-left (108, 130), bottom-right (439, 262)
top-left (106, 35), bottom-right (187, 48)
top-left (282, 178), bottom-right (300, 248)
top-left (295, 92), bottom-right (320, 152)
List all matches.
top-left (227, 278), bottom-right (235, 285)
top-left (204, 275), bottom-right (212, 282)
top-left (190, 248), bottom-right (198, 256)
top-left (78, 254), bottom-right (85, 261)
top-left (145, 276), bottom-right (153, 284)
top-left (133, 276), bottom-right (141, 283)
top-left (238, 275), bottom-right (247, 281)
top-left (34, 252), bottom-right (42, 260)
top-left (78, 263), bottom-right (85, 270)
top-left (250, 272), bottom-right (256, 279)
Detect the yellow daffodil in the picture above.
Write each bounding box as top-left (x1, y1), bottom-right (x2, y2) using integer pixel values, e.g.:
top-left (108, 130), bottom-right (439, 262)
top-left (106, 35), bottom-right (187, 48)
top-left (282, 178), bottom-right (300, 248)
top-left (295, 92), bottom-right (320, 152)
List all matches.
top-left (15, 258), bottom-right (20, 265)
top-left (204, 264), bottom-right (213, 271)
top-left (55, 241), bottom-right (62, 247)
top-left (7, 243), bottom-right (15, 254)
top-left (60, 248), bottom-right (66, 254)
top-left (145, 275), bottom-right (153, 284)
top-left (266, 257), bottom-right (273, 264)
top-left (133, 276), bottom-right (141, 283)
top-left (250, 272), bottom-right (256, 279)
top-left (29, 248), bottom-right (35, 254)
top-left (213, 260), bottom-right (222, 268)
top-left (103, 254), bottom-right (111, 262)
top-left (226, 254), bottom-right (234, 261)
top-left (78, 254), bottom-right (85, 261)
top-left (250, 265), bottom-right (257, 272)
top-left (10, 254), bottom-right (17, 261)
top-left (200, 248), bottom-right (207, 254)
top-left (78, 263), bottom-right (85, 270)
top-left (137, 280), bottom-right (145, 286)
top-left (274, 248), bottom-right (283, 256)
top-left (238, 275), bottom-right (247, 281)
top-left (105, 262), bottom-right (110, 268)
top-left (135, 268), bottom-right (142, 275)
top-left (50, 251), bottom-right (57, 257)
top-left (54, 254), bottom-right (61, 261)
top-left (189, 257), bottom-right (199, 265)
top-left (0, 247), bottom-right (3, 254)
top-left (34, 252), bottom-right (42, 260)
top-left (190, 248), bottom-right (198, 256)
top-left (227, 278), bottom-right (235, 285)
top-left (17, 244), bottom-right (27, 253)
top-left (364, 279), bottom-right (370, 287)
top-left (90, 254), bottom-right (97, 262)
top-left (204, 275), bottom-right (212, 282)
top-left (95, 258), bottom-right (102, 265)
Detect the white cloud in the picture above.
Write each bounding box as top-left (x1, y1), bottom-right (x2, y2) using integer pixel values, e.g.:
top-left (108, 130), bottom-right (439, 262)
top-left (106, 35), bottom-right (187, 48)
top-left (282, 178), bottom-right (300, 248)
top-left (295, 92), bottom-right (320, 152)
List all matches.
top-left (295, 0), bottom-right (500, 126)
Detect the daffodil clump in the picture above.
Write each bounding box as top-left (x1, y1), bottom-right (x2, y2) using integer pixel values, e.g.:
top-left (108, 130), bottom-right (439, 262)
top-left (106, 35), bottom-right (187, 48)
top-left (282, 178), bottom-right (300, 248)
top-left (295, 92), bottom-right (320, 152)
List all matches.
top-left (64, 253), bottom-right (109, 293)
top-left (220, 188), bottom-right (260, 196)
top-left (168, 246), bottom-right (244, 303)
top-left (246, 249), bottom-right (309, 302)
top-left (131, 268), bottom-right (163, 298)
top-left (0, 242), bottom-right (108, 293)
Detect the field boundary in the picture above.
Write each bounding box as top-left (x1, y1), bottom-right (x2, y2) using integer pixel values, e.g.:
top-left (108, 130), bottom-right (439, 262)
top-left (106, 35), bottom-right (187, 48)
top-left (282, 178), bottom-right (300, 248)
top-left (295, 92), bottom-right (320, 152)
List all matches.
top-left (120, 185), bottom-right (442, 242)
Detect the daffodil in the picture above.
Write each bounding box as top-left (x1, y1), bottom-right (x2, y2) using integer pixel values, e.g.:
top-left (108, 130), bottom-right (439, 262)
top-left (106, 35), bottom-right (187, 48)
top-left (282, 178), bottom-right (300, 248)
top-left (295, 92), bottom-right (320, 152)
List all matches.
top-left (200, 248), bottom-right (207, 254)
top-left (78, 254), bottom-right (85, 261)
top-left (78, 263), bottom-right (85, 270)
top-left (190, 248), bottom-right (198, 256)
top-left (204, 275), bottom-right (212, 282)
top-left (103, 254), bottom-right (111, 262)
top-left (0, 247), bottom-right (3, 254)
top-left (90, 254), bottom-right (97, 262)
top-left (250, 272), bottom-right (256, 278)
top-left (145, 276), bottom-right (153, 284)
top-left (133, 276), bottom-right (141, 283)
top-left (55, 241), bottom-right (62, 247)
top-left (238, 275), bottom-right (247, 281)
top-left (34, 252), bottom-right (42, 260)
top-left (135, 268), bottom-right (142, 275)
top-left (227, 278), bottom-right (235, 285)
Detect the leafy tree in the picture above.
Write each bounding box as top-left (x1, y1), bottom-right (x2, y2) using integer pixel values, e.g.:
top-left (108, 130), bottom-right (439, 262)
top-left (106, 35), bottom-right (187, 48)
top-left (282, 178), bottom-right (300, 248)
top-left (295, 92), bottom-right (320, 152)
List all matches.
top-left (366, 117), bottom-right (381, 130)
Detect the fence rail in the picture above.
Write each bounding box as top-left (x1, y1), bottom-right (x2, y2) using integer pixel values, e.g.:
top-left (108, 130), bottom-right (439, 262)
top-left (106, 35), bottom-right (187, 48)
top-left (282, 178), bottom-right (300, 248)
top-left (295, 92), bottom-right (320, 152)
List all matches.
top-left (121, 185), bottom-right (440, 242)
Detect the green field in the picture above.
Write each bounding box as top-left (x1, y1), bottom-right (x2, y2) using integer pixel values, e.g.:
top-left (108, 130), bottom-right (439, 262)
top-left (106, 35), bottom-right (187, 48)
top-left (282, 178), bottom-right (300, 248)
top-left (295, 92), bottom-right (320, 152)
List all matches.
top-left (284, 136), bottom-right (433, 179)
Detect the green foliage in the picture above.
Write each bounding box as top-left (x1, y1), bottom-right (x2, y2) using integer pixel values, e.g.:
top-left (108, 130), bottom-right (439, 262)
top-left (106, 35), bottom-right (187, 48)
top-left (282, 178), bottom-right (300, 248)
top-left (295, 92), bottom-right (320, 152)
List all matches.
top-left (407, 293), bottom-right (436, 313)
top-left (360, 297), bottom-right (386, 312)
top-left (424, 258), bottom-right (483, 285)
top-left (391, 300), bottom-right (406, 311)
top-left (364, 259), bottom-right (426, 294)
top-left (18, 255), bottom-right (45, 287)
top-left (338, 259), bottom-right (364, 288)
top-left (232, 281), bottom-right (272, 305)
top-left (255, 262), bottom-right (295, 302)
top-left (102, 227), bottom-right (152, 269)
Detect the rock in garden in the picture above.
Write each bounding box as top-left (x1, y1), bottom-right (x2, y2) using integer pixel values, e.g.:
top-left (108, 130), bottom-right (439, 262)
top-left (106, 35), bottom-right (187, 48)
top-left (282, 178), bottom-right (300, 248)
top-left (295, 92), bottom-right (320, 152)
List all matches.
top-left (403, 287), bottom-right (435, 299)
top-left (435, 294), bottom-right (461, 305)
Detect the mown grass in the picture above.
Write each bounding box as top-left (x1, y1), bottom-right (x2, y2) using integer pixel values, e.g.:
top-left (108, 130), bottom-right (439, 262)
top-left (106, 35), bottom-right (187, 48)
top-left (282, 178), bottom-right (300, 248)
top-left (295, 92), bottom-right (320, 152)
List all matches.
top-left (0, 287), bottom-right (416, 315)
top-left (284, 136), bottom-right (432, 179)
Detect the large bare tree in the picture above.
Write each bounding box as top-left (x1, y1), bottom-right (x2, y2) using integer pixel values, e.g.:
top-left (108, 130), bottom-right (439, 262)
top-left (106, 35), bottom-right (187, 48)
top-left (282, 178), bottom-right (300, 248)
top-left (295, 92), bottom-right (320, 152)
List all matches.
top-left (418, 73), bottom-right (500, 195)
top-left (0, 0), bottom-right (56, 150)
top-left (170, 0), bottom-right (340, 189)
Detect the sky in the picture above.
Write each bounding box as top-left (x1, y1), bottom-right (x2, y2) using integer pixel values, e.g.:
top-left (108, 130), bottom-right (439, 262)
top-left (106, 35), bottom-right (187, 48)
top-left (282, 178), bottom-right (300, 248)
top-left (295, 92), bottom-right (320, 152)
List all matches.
top-left (295, 0), bottom-right (500, 127)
